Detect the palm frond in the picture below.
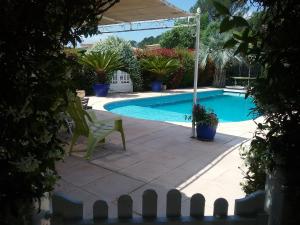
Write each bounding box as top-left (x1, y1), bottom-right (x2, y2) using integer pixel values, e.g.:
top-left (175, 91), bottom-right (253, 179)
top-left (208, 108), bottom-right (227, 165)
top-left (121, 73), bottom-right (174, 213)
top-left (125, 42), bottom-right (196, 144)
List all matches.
top-left (80, 51), bottom-right (124, 75)
top-left (141, 56), bottom-right (180, 78)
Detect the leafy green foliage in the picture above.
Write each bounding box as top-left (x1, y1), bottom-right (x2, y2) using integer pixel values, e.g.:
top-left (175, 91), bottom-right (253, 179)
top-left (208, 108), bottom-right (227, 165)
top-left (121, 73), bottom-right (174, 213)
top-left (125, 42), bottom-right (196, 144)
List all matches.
top-left (201, 21), bottom-right (220, 45)
top-left (214, 0), bottom-right (300, 193)
top-left (65, 48), bottom-right (97, 95)
top-left (199, 12), bottom-right (211, 31)
top-left (174, 49), bottom-right (196, 88)
top-left (141, 56), bottom-right (180, 82)
top-left (212, 0), bottom-right (250, 34)
top-left (248, 11), bottom-right (265, 31)
top-left (212, 1), bottom-right (231, 15)
top-left (80, 51), bottom-right (124, 84)
top-left (71, 67), bottom-right (97, 95)
top-left (220, 16), bottom-right (249, 33)
top-left (190, 0), bottom-right (213, 14)
top-left (137, 48), bottom-right (198, 89)
top-left (200, 25), bottom-right (241, 87)
top-left (240, 137), bottom-right (269, 194)
top-left (129, 40), bottom-right (138, 47)
top-left (191, 0), bottom-right (249, 20)
top-left (138, 35), bottom-right (162, 48)
top-left (90, 36), bottom-right (143, 91)
top-left (160, 27), bottom-right (196, 49)
top-left (157, 0), bottom-right (250, 87)
top-left (0, 0), bottom-right (118, 224)
top-left (190, 104), bottom-right (218, 127)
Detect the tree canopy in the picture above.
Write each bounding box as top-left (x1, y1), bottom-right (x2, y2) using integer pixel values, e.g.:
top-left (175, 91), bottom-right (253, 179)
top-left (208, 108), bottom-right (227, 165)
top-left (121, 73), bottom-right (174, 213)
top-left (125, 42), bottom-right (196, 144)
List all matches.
top-left (191, 0), bottom-right (249, 19)
top-left (89, 36), bottom-right (143, 90)
top-left (159, 27), bottom-right (195, 49)
top-left (0, 0), bottom-right (118, 224)
top-left (213, 0), bottom-right (300, 205)
top-left (158, 0), bottom-right (248, 50)
top-left (138, 35), bottom-right (162, 48)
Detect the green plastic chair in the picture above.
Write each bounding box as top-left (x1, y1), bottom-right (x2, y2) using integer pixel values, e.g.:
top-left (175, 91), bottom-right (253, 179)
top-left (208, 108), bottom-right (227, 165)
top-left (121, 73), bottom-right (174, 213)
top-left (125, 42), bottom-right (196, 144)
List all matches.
top-left (67, 96), bottom-right (126, 160)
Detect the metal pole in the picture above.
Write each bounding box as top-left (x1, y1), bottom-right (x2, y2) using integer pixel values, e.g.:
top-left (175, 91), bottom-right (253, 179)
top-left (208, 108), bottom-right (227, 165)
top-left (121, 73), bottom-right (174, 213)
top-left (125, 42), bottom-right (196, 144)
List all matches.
top-left (99, 24), bottom-right (196, 34)
top-left (192, 8), bottom-right (201, 137)
top-left (248, 66), bottom-right (251, 86)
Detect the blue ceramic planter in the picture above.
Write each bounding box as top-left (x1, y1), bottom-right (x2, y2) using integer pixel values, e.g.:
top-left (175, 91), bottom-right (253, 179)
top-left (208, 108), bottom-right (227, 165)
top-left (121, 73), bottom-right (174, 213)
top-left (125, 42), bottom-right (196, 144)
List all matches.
top-left (196, 123), bottom-right (217, 141)
top-left (93, 84), bottom-right (110, 97)
top-left (151, 81), bottom-right (162, 92)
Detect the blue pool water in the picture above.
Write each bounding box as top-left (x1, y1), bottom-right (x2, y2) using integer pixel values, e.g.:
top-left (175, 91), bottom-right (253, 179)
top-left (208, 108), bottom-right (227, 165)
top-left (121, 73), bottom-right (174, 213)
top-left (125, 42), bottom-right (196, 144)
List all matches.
top-left (104, 90), bottom-right (258, 123)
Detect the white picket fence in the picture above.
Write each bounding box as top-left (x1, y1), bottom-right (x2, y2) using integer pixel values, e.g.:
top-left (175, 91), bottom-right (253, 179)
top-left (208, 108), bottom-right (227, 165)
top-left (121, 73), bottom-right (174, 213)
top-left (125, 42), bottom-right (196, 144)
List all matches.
top-left (48, 189), bottom-right (268, 225)
top-left (109, 70), bottom-right (133, 93)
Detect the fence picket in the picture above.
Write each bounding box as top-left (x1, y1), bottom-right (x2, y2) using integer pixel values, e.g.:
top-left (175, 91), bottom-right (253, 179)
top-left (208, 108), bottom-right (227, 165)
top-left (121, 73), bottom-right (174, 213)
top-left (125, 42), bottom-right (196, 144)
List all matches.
top-left (190, 193), bottom-right (205, 218)
top-left (51, 190), bottom-right (268, 225)
top-left (52, 193), bottom-right (83, 220)
top-left (166, 189), bottom-right (181, 218)
top-left (142, 189), bottom-right (157, 219)
top-left (234, 190), bottom-right (265, 216)
top-left (213, 198), bottom-right (228, 218)
top-left (118, 195), bottom-right (133, 219)
top-left (93, 200), bottom-right (108, 221)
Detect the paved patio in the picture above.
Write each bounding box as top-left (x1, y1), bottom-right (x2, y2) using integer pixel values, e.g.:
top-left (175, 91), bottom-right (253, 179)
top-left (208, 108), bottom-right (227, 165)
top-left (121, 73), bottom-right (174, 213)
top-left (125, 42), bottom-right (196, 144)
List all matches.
top-left (55, 88), bottom-right (259, 219)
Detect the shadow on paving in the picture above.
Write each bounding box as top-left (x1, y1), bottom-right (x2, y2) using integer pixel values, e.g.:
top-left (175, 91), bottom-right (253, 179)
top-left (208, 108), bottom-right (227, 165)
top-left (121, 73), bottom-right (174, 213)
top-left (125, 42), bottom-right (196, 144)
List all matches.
top-left (55, 114), bottom-right (248, 219)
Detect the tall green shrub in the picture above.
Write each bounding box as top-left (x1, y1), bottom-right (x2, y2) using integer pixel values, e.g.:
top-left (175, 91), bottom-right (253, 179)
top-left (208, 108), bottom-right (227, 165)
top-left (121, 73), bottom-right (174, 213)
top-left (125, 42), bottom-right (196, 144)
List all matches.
top-left (0, 0), bottom-right (118, 224)
top-left (80, 51), bottom-right (124, 83)
top-left (213, 0), bottom-right (300, 197)
top-left (199, 28), bottom-right (241, 87)
top-left (89, 36), bottom-right (143, 91)
top-left (160, 27), bottom-right (195, 49)
top-left (65, 48), bottom-right (97, 95)
top-left (140, 56), bottom-right (180, 82)
top-left (175, 49), bottom-right (195, 88)
top-left (137, 48), bottom-right (199, 89)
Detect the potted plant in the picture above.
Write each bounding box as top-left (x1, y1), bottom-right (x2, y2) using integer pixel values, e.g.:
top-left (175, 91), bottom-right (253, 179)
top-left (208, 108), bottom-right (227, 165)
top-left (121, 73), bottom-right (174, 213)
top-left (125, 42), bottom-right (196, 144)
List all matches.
top-left (141, 56), bottom-right (180, 92)
top-left (192, 104), bottom-right (218, 141)
top-left (80, 51), bottom-right (124, 97)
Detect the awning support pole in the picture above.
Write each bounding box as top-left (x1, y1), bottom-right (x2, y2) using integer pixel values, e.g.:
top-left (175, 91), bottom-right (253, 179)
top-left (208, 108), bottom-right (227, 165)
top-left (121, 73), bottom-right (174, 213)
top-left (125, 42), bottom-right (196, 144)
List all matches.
top-left (192, 8), bottom-right (201, 138)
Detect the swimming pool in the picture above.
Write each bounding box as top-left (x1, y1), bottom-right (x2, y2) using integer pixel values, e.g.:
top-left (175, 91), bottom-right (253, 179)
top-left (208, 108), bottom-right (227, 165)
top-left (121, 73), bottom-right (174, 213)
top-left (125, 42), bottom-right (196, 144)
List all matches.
top-left (104, 90), bottom-right (258, 123)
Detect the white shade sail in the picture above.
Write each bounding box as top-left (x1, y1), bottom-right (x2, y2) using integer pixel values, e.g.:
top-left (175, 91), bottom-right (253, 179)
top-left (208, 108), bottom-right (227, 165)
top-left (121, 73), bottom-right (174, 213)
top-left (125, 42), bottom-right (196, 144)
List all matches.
top-left (100, 0), bottom-right (191, 25)
top-left (98, 1), bottom-right (200, 137)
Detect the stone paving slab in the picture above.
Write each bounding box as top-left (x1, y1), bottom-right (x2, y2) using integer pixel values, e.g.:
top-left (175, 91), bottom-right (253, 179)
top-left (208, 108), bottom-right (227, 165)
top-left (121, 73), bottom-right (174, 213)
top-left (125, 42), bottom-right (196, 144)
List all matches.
top-left (55, 89), bottom-right (260, 219)
top-left (57, 160), bottom-right (112, 187)
top-left (120, 161), bottom-right (172, 183)
top-left (180, 147), bottom-right (248, 215)
top-left (81, 173), bottom-right (145, 201)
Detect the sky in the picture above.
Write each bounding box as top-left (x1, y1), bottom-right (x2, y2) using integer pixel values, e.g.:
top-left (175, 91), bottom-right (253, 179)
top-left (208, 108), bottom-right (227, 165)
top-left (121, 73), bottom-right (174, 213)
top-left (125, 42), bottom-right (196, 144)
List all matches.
top-left (81, 0), bottom-right (197, 45)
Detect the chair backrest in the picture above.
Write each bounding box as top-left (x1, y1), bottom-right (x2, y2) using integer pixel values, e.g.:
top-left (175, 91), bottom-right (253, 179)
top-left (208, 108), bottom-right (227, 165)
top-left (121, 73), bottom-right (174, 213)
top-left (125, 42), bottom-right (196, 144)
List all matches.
top-left (81, 98), bottom-right (89, 106)
top-left (81, 98), bottom-right (92, 110)
top-left (67, 96), bottom-right (91, 137)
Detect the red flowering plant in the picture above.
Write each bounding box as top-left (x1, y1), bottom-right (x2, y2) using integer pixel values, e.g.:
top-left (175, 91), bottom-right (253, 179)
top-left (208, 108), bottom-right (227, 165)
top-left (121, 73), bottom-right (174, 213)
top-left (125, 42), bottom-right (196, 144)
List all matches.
top-left (169, 48), bottom-right (195, 88)
top-left (136, 47), bottom-right (196, 88)
top-left (135, 47), bottom-right (194, 60)
top-left (140, 56), bottom-right (180, 82)
top-left (150, 48), bottom-right (178, 58)
top-left (136, 48), bottom-right (178, 59)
